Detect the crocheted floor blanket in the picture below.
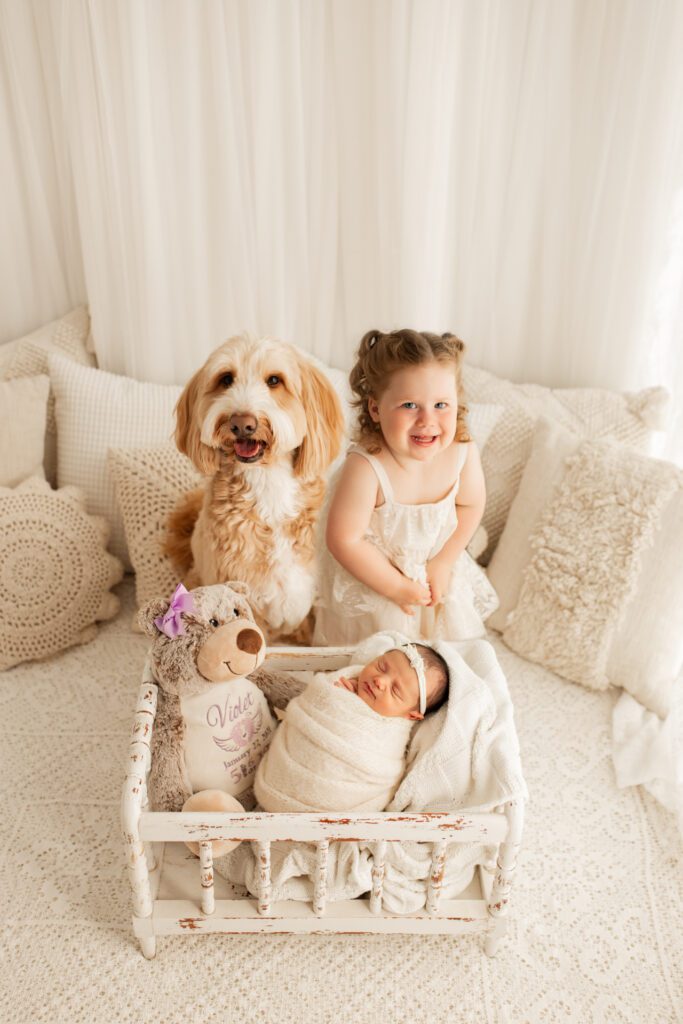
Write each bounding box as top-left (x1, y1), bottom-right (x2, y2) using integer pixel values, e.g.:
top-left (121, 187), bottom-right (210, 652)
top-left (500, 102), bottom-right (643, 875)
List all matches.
top-left (1, 579), bottom-right (681, 1023)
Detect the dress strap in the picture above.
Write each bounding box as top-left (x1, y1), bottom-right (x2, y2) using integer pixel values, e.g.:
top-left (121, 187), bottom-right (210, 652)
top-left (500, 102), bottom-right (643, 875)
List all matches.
top-left (347, 445), bottom-right (395, 503)
top-left (455, 442), bottom-right (469, 477)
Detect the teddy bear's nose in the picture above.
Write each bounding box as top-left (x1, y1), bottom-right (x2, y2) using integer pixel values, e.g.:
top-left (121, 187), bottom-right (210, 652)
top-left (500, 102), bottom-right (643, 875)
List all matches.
top-left (236, 628), bottom-right (262, 656)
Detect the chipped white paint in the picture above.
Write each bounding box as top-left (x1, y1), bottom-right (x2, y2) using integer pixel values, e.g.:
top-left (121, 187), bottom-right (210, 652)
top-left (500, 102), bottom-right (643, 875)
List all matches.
top-left (485, 800), bottom-right (524, 957)
top-left (426, 840), bottom-right (448, 915)
top-left (370, 840), bottom-right (387, 914)
top-left (255, 841), bottom-right (272, 916)
top-left (122, 652), bottom-right (525, 958)
top-left (313, 840), bottom-right (329, 917)
top-left (199, 842), bottom-right (215, 916)
top-left (121, 676), bottom-right (158, 955)
top-left (141, 810), bottom-right (506, 845)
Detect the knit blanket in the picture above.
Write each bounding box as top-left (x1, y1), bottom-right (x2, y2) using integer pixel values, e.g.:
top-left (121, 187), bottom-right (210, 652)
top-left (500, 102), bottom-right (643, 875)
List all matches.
top-left (253, 669), bottom-right (413, 813)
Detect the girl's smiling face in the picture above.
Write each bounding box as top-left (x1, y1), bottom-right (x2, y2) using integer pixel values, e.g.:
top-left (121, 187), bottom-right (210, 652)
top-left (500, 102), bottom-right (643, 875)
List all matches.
top-left (367, 361), bottom-right (458, 462)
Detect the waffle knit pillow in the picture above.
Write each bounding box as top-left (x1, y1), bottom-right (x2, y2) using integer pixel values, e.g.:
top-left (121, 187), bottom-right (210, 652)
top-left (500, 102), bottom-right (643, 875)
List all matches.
top-left (0, 307), bottom-right (94, 484)
top-left (0, 478), bottom-right (124, 670)
top-left (49, 355), bottom-right (182, 568)
top-left (490, 418), bottom-right (683, 717)
top-left (109, 443), bottom-right (200, 612)
top-left (463, 364), bottom-right (670, 563)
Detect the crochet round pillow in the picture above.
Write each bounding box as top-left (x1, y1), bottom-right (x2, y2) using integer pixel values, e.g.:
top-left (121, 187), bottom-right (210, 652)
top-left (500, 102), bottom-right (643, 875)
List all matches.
top-left (0, 478), bottom-right (124, 670)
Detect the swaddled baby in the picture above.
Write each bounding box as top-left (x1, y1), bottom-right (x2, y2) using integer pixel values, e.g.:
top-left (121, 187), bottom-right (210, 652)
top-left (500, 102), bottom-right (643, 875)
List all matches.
top-left (253, 642), bottom-right (448, 813)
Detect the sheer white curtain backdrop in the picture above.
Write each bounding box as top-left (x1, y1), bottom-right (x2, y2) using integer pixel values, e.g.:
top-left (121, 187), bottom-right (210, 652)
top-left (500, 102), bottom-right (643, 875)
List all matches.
top-left (1, 0), bottom-right (683, 455)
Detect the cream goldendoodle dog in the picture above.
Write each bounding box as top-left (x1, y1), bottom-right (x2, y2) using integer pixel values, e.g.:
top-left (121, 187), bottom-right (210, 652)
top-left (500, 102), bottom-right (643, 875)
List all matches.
top-left (164, 333), bottom-right (344, 642)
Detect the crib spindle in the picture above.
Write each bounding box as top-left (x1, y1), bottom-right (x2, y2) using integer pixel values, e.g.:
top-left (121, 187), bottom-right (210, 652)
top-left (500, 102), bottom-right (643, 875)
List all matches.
top-left (426, 840), bottom-right (447, 915)
top-left (255, 841), bottom-right (272, 916)
top-left (199, 842), bottom-right (215, 915)
top-left (370, 840), bottom-right (387, 914)
top-left (313, 840), bottom-right (329, 917)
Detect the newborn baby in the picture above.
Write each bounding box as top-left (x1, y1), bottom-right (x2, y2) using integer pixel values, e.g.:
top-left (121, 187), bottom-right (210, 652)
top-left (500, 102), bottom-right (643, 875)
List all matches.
top-left (253, 641), bottom-right (449, 813)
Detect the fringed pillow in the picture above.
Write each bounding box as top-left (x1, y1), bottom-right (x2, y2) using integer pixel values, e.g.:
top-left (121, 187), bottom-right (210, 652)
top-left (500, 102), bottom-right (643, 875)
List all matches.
top-left (463, 364), bottom-right (670, 563)
top-left (0, 479), bottom-right (123, 670)
top-left (488, 418), bottom-right (683, 717)
top-left (109, 443), bottom-right (200, 614)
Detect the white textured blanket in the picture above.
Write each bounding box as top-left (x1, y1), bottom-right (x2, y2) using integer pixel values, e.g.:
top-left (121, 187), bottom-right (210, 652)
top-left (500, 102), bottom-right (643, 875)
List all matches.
top-left (253, 668), bottom-right (412, 812)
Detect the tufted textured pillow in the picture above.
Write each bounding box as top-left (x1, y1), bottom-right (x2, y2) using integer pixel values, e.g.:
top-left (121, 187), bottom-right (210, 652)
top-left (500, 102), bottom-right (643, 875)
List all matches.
top-left (0, 307), bottom-right (94, 484)
top-left (109, 443), bottom-right (200, 613)
top-left (463, 364), bottom-right (670, 563)
top-left (490, 418), bottom-right (683, 717)
top-left (0, 478), bottom-right (124, 670)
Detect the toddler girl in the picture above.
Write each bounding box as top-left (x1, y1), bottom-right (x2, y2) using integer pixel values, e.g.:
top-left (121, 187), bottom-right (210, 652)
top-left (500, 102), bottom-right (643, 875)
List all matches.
top-left (313, 328), bottom-right (498, 645)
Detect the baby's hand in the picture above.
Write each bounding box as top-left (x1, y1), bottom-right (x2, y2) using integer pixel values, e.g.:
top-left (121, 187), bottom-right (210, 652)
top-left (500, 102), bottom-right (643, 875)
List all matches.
top-left (335, 675), bottom-right (359, 693)
top-left (392, 576), bottom-right (432, 616)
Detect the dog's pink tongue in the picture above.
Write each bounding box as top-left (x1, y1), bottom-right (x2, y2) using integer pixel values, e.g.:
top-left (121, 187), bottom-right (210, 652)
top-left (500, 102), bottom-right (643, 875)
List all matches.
top-left (234, 439), bottom-right (260, 458)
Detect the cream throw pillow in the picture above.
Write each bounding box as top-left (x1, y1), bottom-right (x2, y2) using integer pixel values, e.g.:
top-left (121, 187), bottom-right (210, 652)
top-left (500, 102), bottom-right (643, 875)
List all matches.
top-left (463, 364), bottom-right (670, 563)
top-left (49, 356), bottom-right (182, 568)
top-left (109, 443), bottom-right (200, 612)
top-left (488, 418), bottom-right (683, 717)
top-left (0, 478), bottom-right (123, 670)
top-left (0, 307), bottom-right (94, 484)
top-left (0, 376), bottom-right (49, 487)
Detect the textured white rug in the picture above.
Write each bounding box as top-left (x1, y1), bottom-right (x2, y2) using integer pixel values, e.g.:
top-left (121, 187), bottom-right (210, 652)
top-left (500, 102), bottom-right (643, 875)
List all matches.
top-left (1, 579), bottom-right (681, 1024)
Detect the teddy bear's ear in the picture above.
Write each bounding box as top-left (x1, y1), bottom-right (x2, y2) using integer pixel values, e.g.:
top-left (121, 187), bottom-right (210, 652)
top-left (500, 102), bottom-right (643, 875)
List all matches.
top-left (226, 580), bottom-right (250, 597)
top-left (137, 598), bottom-right (170, 637)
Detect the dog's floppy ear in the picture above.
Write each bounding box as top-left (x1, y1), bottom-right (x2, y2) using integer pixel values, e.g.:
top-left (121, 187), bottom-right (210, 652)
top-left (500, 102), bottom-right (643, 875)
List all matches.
top-left (175, 366), bottom-right (222, 475)
top-left (294, 359), bottom-right (345, 480)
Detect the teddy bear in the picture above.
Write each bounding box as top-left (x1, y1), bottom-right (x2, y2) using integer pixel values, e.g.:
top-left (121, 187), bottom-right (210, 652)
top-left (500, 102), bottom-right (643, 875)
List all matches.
top-left (138, 581), bottom-right (305, 824)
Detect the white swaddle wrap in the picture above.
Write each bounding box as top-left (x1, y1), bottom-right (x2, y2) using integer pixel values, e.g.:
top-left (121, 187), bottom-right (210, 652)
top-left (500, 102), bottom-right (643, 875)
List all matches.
top-left (253, 668), bottom-right (413, 813)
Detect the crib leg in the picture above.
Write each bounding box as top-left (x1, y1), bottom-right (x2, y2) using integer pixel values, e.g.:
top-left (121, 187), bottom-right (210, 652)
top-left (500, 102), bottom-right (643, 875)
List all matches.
top-left (139, 934), bottom-right (157, 960)
top-left (485, 800), bottom-right (524, 957)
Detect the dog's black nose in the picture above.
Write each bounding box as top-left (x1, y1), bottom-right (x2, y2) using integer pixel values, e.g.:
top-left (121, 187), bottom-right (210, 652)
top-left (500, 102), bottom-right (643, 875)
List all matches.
top-left (230, 413), bottom-right (258, 437)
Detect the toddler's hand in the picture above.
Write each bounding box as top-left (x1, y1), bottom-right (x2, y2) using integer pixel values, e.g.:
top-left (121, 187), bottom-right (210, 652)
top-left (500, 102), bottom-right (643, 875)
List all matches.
top-left (426, 555), bottom-right (452, 607)
top-left (392, 576), bottom-right (432, 616)
top-left (335, 675), bottom-right (358, 693)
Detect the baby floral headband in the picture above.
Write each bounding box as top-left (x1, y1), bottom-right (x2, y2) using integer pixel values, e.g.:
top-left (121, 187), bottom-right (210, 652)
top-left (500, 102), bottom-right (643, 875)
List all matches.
top-left (154, 583), bottom-right (196, 638)
top-left (400, 642), bottom-right (427, 715)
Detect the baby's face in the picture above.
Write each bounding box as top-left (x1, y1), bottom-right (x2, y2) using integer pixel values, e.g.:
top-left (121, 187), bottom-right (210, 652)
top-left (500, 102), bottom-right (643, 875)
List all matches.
top-left (356, 649), bottom-right (423, 720)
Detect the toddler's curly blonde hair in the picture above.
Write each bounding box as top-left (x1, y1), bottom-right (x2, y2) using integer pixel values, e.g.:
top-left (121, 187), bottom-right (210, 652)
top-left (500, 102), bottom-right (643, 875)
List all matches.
top-left (349, 328), bottom-right (470, 453)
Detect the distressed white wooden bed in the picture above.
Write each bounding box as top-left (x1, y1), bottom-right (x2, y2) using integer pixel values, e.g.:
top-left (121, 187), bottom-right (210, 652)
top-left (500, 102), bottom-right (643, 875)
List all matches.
top-left (121, 647), bottom-right (524, 960)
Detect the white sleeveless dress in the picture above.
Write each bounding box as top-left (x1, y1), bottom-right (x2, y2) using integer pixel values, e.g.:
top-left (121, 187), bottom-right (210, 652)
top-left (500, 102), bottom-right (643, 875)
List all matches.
top-left (313, 443), bottom-right (499, 646)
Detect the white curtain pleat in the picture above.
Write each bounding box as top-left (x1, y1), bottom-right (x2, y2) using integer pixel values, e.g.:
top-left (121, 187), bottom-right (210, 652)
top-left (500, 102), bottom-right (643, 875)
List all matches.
top-left (1, 0), bottom-right (682, 456)
top-left (0, 0), bottom-right (85, 339)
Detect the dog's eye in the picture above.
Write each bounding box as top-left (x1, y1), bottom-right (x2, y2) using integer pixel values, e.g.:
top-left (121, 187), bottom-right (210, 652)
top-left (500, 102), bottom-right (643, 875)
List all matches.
top-left (209, 618), bottom-right (219, 628)
top-left (266, 375), bottom-right (282, 388)
top-left (233, 608), bottom-right (240, 617)
top-left (219, 372), bottom-right (234, 388)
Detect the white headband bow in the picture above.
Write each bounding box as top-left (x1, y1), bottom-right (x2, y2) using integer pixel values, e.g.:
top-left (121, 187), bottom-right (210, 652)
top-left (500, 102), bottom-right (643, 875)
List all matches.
top-left (399, 642), bottom-right (427, 715)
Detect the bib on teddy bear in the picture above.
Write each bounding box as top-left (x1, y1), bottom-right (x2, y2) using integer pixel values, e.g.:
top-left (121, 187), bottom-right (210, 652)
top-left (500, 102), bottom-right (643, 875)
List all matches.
top-left (180, 678), bottom-right (275, 809)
